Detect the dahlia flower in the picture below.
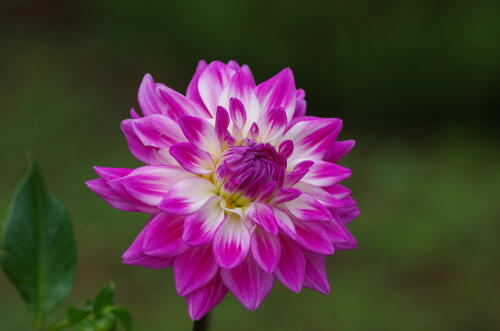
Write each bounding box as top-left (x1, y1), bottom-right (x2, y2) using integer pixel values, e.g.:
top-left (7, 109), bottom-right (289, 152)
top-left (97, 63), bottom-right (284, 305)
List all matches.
top-left (86, 60), bottom-right (359, 320)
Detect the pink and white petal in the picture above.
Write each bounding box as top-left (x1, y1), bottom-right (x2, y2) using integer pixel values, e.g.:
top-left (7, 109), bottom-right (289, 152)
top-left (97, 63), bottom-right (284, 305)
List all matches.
top-left (258, 107), bottom-right (288, 142)
top-left (256, 68), bottom-right (296, 121)
top-left (131, 114), bottom-right (186, 148)
top-left (292, 182), bottom-right (338, 208)
top-left (174, 244), bottom-right (219, 296)
top-left (301, 161), bottom-right (352, 187)
top-left (323, 184), bottom-right (352, 200)
top-left (117, 165), bottom-right (193, 206)
top-left (213, 214), bottom-right (251, 269)
top-left (321, 220), bottom-right (357, 250)
top-left (138, 74), bottom-right (168, 116)
top-left (86, 178), bottom-right (143, 213)
top-left (170, 143), bottom-right (214, 175)
top-left (186, 60), bottom-right (209, 113)
top-left (246, 202), bottom-right (278, 235)
top-left (198, 61), bottom-right (232, 116)
top-left (143, 214), bottom-right (188, 257)
top-left (93, 167), bottom-right (133, 180)
top-left (220, 255), bottom-right (274, 311)
top-left (274, 235), bottom-right (306, 293)
top-left (278, 140), bottom-right (294, 159)
top-left (251, 229), bottom-right (281, 273)
top-left (270, 188), bottom-right (302, 204)
top-left (121, 115), bottom-right (180, 165)
top-left (157, 85), bottom-right (205, 120)
top-left (303, 251), bottom-right (330, 294)
top-left (185, 275), bottom-right (227, 320)
top-left (294, 89), bottom-right (307, 118)
top-left (294, 221), bottom-right (335, 255)
top-left (215, 106), bottom-right (230, 142)
top-left (179, 116), bottom-right (221, 156)
top-left (324, 140), bottom-right (356, 163)
top-left (122, 220), bottom-right (174, 269)
top-left (159, 177), bottom-right (217, 215)
top-left (273, 208), bottom-right (297, 240)
top-left (285, 160), bottom-right (314, 186)
top-left (284, 193), bottom-right (332, 221)
top-left (219, 70), bottom-right (260, 132)
top-left (121, 119), bottom-right (155, 164)
top-left (183, 197), bottom-right (225, 246)
top-left (104, 177), bottom-right (160, 214)
top-left (282, 117), bottom-right (343, 166)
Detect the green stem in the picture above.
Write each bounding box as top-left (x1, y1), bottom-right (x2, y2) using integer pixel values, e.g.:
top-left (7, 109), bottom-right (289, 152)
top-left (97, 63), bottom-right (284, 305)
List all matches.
top-left (192, 312), bottom-right (210, 331)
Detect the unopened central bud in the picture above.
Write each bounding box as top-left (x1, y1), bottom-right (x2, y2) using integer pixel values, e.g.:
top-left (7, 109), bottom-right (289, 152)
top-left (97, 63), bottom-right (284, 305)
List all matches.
top-left (215, 141), bottom-right (285, 201)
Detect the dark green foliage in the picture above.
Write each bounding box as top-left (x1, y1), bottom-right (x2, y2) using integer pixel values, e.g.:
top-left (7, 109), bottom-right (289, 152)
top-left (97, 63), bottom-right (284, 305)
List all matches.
top-left (1, 159), bottom-right (76, 328)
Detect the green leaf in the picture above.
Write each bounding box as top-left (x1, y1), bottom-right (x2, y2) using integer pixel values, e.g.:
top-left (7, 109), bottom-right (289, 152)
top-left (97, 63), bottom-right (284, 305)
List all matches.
top-left (68, 305), bottom-right (92, 324)
top-left (0, 159), bottom-right (77, 328)
top-left (93, 282), bottom-right (116, 314)
top-left (108, 307), bottom-right (132, 331)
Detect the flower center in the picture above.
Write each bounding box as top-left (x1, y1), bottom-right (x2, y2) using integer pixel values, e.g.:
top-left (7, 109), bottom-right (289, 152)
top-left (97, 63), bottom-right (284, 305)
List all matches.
top-left (215, 141), bottom-right (285, 201)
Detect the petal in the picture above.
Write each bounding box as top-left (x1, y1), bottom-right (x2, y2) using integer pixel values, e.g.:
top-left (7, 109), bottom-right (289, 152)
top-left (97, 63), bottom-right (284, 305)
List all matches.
top-left (246, 202), bottom-right (278, 235)
top-left (186, 275), bottom-right (227, 320)
top-left (294, 89), bottom-right (307, 118)
top-left (273, 208), bottom-right (297, 240)
top-left (93, 166), bottom-right (133, 180)
top-left (122, 220), bottom-right (174, 269)
top-left (131, 114), bottom-right (185, 148)
top-left (258, 107), bottom-right (288, 142)
top-left (159, 177), bottom-right (217, 215)
top-left (186, 60), bottom-right (210, 114)
top-left (138, 74), bottom-right (168, 116)
top-left (274, 235), bottom-right (306, 293)
top-left (278, 140), bottom-right (294, 159)
top-left (174, 244), bottom-right (219, 296)
top-left (121, 116), bottom-right (184, 165)
top-left (271, 188), bottom-right (302, 204)
top-left (292, 182), bottom-right (338, 208)
top-left (117, 165), bottom-right (193, 206)
top-left (323, 184), bottom-right (352, 200)
top-left (303, 251), bottom-right (330, 294)
top-left (158, 85), bottom-right (208, 120)
top-left (213, 214), bottom-right (251, 269)
top-left (198, 61), bottom-right (232, 116)
top-left (251, 229), bottom-right (281, 273)
top-left (220, 255), bottom-right (274, 311)
top-left (219, 69), bottom-right (260, 130)
top-left (169, 142), bottom-right (214, 175)
top-left (301, 161), bottom-right (352, 187)
top-left (285, 160), bottom-right (314, 186)
top-left (183, 197), bottom-right (225, 246)
top-left (284, 193), bottom-right (332, 221)
top-left (256, 68), bottom-right (296, 121)
top-left (282, 117), bottom-right (342, 165)
top-left (215, 106), bottom-right (230, 142)
top-left (294, 221), bottom-right (335, 254)
top-left (86, 178), bottom-right (142, 213)
top-left (143, 214), bottom-right (188, 257)
top-left (321, 220), bottom-right (357, 250)
top-left (179, 116), bottom-right (221, 156)
top-left (324, 140), bottom-right (356, 163)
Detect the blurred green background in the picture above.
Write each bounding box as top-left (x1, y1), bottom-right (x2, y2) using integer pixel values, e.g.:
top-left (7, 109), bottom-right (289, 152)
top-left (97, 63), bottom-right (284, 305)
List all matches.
top-left (1, 0), bottom-right (499, 330)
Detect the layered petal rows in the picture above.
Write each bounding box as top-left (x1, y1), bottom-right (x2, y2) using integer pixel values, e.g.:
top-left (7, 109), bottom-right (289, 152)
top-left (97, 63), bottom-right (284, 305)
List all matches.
top-left (86, 60), bottom-right (360, 320)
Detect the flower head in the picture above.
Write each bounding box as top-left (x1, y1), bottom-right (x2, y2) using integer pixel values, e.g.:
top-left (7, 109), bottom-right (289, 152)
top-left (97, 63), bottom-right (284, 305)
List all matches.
top-left (86, 60), bottom-right (360, 320)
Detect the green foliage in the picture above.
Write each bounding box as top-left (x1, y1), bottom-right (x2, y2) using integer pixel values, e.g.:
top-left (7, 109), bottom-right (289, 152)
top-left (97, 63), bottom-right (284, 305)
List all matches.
top-left (0, 158), bottom-right (76, 329)
top-left (46, 283), bottom-right (132, 331)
